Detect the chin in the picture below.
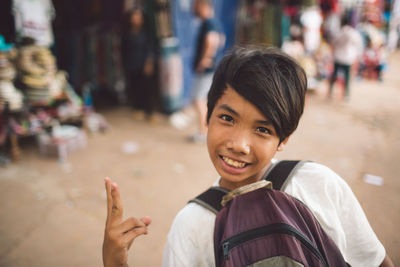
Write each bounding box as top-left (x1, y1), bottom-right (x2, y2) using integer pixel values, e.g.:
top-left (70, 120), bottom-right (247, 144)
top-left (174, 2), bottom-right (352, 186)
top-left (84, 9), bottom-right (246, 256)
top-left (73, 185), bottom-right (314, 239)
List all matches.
top-left (218, 169), bottom-right (257, 187)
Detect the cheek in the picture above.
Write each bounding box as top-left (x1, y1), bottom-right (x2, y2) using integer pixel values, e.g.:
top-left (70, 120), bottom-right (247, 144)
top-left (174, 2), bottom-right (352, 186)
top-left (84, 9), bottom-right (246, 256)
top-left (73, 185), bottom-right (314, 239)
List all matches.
top-left (254, 143), bottom-right (279, 164)
top-left (207, 130), bottom-right (221, 164)
top-left (207, 122), bottom-right (226, 150)
top-left (207, 125), bottom-right (219, 150)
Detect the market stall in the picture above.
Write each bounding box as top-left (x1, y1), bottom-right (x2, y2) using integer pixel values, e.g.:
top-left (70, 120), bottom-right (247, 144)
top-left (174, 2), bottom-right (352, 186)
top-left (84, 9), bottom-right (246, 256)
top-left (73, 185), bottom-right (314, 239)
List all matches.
top-left (0, 35), bottom-right (86, 163)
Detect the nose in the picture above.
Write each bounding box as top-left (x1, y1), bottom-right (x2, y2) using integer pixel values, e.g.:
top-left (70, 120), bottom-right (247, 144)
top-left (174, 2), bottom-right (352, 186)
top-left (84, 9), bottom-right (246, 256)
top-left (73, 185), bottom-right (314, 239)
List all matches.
top-left (226, 129), bottom-right (251, 155)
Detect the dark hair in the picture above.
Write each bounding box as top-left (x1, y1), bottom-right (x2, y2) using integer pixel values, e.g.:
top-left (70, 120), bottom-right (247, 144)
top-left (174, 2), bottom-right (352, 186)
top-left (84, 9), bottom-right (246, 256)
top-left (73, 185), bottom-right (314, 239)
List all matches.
top-left (207, 46), bottom-right (307, 142)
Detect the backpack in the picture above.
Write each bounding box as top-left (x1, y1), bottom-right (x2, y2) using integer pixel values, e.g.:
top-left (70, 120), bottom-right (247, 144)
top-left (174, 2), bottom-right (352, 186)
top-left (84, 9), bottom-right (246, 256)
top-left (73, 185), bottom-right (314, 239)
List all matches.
top-left (190, 160), bottom-right (349, 267)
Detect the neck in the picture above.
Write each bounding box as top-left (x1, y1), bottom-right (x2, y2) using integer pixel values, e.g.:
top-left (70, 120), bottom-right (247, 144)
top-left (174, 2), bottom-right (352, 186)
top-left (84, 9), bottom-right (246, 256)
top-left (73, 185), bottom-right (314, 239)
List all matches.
top-left (131, 25), bottom-right (141, 33)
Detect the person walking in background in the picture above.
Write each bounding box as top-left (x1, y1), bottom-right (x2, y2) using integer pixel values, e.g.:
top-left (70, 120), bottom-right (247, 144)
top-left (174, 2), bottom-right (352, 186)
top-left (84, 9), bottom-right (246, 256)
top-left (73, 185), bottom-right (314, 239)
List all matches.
top-left (188, 0), bottom-right (223, 143)
top-left (121, 7), bottom-right (157, 122)
top-left (328, 15), bottom-right (363, 101)
top-left (358, 37), bottom-right (386, 81)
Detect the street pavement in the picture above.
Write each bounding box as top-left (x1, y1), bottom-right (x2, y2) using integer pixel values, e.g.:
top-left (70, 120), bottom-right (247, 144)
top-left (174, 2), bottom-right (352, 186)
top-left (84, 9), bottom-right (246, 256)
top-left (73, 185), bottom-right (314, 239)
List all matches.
top-left (1, 51), bottom-right (399, 266)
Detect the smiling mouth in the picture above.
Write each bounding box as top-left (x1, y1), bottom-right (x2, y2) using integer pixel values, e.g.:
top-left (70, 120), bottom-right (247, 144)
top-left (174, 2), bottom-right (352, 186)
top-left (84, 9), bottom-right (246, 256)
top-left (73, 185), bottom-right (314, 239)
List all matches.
top-left (221, 156), bottom-right (248, 168)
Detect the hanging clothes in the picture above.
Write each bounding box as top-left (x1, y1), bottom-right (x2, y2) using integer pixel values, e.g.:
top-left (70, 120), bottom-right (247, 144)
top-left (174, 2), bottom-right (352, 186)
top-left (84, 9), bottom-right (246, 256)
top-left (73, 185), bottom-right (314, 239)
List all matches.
top-left (12, 0), bottom-right (55, 47)
top-left (0, 0), bottom-right (15, 43)
top-left (262, 3), bottom-right (283, 47)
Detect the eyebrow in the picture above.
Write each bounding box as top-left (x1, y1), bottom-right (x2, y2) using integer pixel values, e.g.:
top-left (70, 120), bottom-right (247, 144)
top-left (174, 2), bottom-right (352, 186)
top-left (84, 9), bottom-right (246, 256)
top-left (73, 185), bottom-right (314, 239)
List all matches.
top-left (218, 104), bottom-right (239, 117)
top-left (218, 104), bottom-right (272, 126)
top-left (255, 119), bottom-right (273, 126)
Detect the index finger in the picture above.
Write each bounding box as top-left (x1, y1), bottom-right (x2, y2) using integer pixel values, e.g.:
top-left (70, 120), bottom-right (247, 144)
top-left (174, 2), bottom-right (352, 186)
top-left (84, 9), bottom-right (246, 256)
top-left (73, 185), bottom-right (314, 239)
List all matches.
top-left (105, 177), bottom-right (113, 219)
top-left (104, 177), bottom-right (124, 225)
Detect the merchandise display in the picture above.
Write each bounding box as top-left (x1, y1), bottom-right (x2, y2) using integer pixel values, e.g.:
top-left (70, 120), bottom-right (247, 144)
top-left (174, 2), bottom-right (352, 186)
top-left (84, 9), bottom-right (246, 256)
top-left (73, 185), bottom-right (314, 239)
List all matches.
top-left (0, 38), bottom-right (85, 162)
top-left (0, 36), bottom-right (24, 111)
top-left (37, 125), bottom-right (87, 162)
top-left (17, 45), bottom-right (63, 106)
top-left (0, 81), bottom-right (24, 111)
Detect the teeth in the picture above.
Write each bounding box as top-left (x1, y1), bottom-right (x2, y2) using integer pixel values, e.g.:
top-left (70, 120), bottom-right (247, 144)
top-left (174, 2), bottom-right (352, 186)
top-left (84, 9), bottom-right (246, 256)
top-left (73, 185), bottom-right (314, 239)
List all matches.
top-left (222, 156), bottom-right (246, 168)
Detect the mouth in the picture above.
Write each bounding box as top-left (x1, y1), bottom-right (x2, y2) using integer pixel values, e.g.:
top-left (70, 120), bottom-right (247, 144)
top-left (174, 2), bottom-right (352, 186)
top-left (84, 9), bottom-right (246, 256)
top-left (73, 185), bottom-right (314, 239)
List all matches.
top-left (220, 155), bottom-right (249, 169)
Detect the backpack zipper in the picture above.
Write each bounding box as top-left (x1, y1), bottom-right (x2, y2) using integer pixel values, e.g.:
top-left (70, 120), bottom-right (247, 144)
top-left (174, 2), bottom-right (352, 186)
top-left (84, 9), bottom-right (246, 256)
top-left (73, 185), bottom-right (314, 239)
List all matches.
top-left (221, 223), bottom-right (328, 267)
top-left (222, 242), bottom-right (230, 260)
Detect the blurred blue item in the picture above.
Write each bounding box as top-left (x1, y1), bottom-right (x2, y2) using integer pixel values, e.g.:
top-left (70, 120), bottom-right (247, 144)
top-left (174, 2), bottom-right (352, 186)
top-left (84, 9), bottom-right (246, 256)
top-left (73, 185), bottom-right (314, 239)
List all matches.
top-left (82, 83), bottom-right (93, 110)
top-left (0, 153), bottom-right (10, 167)
top-left (0, 35), bottom-right (13, 52)
top-left (159, 37), bottom-right (183, 114)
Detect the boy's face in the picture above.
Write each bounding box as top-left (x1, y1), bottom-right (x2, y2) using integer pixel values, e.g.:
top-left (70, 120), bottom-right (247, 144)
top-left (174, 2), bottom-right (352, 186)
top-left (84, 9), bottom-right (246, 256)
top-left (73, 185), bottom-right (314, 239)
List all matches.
top-left (207, 85), bottom-right (288, 190)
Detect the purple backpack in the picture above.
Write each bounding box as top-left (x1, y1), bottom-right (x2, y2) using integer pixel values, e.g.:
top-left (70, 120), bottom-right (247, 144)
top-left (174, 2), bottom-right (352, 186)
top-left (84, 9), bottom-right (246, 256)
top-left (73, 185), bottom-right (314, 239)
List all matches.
top-left (190, 160), bottom-right (349, 267)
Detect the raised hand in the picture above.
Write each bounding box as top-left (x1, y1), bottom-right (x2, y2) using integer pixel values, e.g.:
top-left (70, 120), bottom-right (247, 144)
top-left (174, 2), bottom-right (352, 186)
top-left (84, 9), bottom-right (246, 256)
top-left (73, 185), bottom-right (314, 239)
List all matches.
top-left (102, 177), bottom-right (151, 267)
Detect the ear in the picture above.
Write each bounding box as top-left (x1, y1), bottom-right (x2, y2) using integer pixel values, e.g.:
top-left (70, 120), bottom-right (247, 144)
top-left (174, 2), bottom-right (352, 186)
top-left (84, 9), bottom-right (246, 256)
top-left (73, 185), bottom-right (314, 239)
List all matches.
top-left (277, 136), bottom-right (290, 152)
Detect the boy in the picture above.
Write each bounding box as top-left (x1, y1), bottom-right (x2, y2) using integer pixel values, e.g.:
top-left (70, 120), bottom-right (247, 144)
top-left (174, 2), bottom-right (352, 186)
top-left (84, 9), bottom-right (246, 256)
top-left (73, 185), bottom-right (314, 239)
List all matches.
top-left (188, 0), bottom-right (223, 143)
top-left (103, 46), bottom-right (393, 267)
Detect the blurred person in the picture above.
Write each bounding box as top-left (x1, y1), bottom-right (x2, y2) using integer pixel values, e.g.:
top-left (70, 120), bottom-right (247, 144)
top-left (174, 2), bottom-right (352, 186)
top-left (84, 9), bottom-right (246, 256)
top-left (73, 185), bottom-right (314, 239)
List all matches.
top-left (281, 24), bottom-right (305, 60)
top-left (358, 37), bottom-right (387, 81)
top-left (358, 18), bottom-right (386, 49)
top-left (322, 11), bottom-right (341, 44)
top-left (121, 7), bottom-right (157, 122)
top-left (282, 24), bottom-right (318, 89)
top-left (388, 0), bottom-right (400, 52)
top-left (300, 5), bottom-right (323, 54)
top-left (356, 19), bottom-right (387, 81)
top-left (102, 46), bottom-right (394, 267)
top-left (188, 0), bottom-right (223, 143)
top-left (328, 15), bottom-right (363, 100)
top-left (314, 36), bottom-right (334, 80)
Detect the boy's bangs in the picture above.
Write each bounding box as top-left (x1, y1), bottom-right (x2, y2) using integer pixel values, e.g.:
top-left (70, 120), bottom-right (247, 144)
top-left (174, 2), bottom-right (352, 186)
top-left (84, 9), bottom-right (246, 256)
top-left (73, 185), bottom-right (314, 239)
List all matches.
top-left (230, 67), bottom-right (283, 140)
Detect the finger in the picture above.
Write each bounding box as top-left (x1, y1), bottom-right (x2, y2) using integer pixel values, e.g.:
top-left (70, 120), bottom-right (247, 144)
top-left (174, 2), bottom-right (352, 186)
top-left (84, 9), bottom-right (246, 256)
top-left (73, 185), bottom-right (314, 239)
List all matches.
top-left (104, 177), bottom-right (113, 221)
top-left (109, 182), bottom-right (123, 225)
top-left (124, 225), bottom-right (149, 250)
top-left (117, 217), bottom-right (146, 234)
top-left (140, 216), bottom-right (152, 227)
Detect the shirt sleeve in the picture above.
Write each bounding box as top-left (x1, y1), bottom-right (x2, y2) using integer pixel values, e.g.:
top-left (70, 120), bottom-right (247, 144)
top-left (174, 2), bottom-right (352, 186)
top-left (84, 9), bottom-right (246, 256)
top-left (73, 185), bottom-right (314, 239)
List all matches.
top-left (284, 162), bottom-right (385, 267)
top-left (205, 19), bottom-right (219, 34)
top-left (335, 175), bottom-right (386, 266)
top-left (162, 203), bottom-right (216, 267)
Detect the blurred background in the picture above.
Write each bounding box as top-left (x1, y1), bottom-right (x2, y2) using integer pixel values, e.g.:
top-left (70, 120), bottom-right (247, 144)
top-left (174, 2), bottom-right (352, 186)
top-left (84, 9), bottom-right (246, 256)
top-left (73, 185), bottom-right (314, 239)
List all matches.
top-left (0, 0), bottom-right (399, 266)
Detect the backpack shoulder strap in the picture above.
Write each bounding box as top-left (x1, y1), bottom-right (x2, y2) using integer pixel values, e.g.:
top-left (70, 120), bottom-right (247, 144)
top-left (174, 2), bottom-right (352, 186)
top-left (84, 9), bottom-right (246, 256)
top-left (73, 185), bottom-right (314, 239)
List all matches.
top-left (264, 160), bottom-right (306, 190)
top-left (188, 186), bottom-right (229, 214)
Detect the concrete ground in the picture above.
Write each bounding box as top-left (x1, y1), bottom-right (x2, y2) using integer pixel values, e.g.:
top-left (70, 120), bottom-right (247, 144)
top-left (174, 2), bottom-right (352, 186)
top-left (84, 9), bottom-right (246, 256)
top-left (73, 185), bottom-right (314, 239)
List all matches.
top-left (1, 51), bottom-right (399, 267)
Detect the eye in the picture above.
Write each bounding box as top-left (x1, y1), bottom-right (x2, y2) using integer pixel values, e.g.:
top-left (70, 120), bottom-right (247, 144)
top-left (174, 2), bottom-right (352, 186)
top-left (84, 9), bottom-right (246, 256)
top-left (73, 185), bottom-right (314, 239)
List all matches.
top-left (219, 114), bottom-right (234, 123)
top-left (256, 127), bottom-right (271, 135)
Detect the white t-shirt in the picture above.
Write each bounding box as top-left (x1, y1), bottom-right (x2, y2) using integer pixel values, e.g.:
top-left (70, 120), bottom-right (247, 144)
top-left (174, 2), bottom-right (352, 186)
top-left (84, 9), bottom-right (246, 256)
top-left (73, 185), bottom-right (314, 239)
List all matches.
top-left (12, 0), bottom-right (55, 47)
top-left (162, 161), bottom-right (385, 267)
top-left (300, 7), bottom-right (323, 53)
top-left (332, 25), bottom-right (363, 65)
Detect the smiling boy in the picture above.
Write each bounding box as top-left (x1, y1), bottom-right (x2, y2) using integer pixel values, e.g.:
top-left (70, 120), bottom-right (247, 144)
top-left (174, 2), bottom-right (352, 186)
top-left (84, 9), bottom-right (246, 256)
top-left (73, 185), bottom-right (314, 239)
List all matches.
top-left (206, 85), bottom-right (288, 190)
top-left (103, 46), bottom-right (393, 267)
